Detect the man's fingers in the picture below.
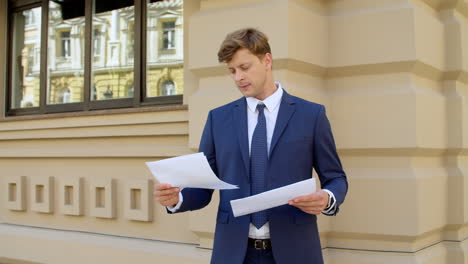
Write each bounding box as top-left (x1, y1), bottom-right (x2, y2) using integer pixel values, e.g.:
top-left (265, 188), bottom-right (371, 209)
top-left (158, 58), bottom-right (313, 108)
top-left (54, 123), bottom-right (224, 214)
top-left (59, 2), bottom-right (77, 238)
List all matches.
top-left (154, 183), bottom-right (173, 191)
top-left (157, 194), bottom-right (177, 203)
top-left (153, 183), bottom-right (180, 198)
top-left (292, 193), bottom-right (321, 203)
top-left (153, 183), bottom-right (180, 207)
top-left (289, 199), bottom-right (322, 207)
top-left (291, 204), bottom-right (319, 211)
top-left (294, 205), bottom-right (323, 215)
top-left (159, 196), bottom-right (179, 207)
top-left (156, 187), bottom-right (180, 196)
top-left (289, 199), bottom-right (327, 215)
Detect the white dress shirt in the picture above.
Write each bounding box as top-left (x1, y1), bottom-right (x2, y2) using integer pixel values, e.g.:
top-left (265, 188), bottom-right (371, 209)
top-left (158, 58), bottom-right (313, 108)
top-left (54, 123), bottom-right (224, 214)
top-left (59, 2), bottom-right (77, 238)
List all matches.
top-left (168, 82), bottom-right (337, 239)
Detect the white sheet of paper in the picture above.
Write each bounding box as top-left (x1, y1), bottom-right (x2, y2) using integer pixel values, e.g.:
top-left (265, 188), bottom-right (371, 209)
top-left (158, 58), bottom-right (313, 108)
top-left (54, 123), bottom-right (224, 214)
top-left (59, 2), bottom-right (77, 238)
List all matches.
top-left (146, 152), bottom-right (238, 189)
top-left (230, 178), bottom-right (316, 217)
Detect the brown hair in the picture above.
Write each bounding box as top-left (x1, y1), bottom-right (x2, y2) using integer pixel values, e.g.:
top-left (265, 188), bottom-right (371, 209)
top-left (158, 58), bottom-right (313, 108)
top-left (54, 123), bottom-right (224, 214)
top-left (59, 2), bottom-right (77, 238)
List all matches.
top-left (217, 28), bottom-right (271, 63)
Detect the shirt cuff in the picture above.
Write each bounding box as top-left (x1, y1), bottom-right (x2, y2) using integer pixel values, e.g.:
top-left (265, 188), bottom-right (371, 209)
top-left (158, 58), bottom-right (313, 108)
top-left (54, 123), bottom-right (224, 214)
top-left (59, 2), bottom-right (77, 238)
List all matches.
top-left (322, 189), bottom-right (337, 215)
top-left (166, 191), bottom-right (184, 213)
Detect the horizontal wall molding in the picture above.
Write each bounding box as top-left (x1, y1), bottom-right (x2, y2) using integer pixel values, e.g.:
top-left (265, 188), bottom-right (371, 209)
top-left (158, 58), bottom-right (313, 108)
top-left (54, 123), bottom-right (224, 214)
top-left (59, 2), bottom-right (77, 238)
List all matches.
top-left (338, 148), bottom-right (468, 156)
top-left (0, 136), bottom-right (192, 158)
top-left (0, 109), bottom-right (188, 132)
top-left (419, 0), bottom-right (468, 18)
top-left (0, 122), bottom-right (188, 141)
top-left (190, 58), bottom-right (468, 84)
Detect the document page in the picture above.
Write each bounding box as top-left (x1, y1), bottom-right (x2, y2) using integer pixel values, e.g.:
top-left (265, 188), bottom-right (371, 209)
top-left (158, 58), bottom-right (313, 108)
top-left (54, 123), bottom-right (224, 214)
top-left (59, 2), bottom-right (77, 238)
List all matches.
top-left (230, 178), bottom-right (316, 217)
top-left (146, 152), bottom-right (238, 189)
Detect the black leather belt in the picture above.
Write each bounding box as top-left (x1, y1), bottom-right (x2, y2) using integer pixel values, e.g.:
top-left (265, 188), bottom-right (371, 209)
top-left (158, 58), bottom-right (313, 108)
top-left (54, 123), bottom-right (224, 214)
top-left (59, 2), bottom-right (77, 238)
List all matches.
top-left (248, 238), bottom-right (272, 250)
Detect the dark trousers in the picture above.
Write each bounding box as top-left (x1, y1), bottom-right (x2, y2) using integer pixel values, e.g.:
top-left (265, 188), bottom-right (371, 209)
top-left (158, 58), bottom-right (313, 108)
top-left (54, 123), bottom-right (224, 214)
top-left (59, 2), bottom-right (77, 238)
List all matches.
top-left (243, 248), bottom-right (277, 264)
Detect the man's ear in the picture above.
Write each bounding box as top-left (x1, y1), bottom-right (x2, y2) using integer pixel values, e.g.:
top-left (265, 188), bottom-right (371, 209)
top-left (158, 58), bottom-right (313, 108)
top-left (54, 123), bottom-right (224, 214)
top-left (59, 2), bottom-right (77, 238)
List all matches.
top-left (263, 53), bottom-right (273, 71)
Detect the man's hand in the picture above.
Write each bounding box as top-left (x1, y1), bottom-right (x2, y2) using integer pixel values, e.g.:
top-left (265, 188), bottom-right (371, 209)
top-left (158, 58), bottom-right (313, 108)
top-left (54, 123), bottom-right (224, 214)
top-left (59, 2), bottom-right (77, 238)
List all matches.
top-left (288, 190), bottom-right (329, 215)
top-left (154, 183), bottom-right (180, 207)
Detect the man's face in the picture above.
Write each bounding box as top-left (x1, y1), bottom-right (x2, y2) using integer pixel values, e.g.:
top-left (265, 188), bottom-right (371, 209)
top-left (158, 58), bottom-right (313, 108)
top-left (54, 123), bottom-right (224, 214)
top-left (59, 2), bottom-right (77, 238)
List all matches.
top-left (227, 48), bottom-right (272, 100)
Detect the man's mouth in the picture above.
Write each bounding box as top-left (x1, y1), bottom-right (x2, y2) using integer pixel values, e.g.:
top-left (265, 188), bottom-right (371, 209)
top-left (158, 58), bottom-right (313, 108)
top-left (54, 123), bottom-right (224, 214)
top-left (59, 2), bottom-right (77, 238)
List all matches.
top-left (239, 84), bottom-right (250, 89)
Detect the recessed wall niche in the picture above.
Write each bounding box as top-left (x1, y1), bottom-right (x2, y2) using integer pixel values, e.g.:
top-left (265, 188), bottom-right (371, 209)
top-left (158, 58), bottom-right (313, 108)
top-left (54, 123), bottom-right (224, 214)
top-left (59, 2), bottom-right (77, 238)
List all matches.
top-left (60, 176), bottom-right (84, 216)
top-left (6, 176), bottom-right (26, 211)
top-left (124, 179), bottom-right (153, 222)
top-left (30, 176), bottom-right (54, 213)
top-left (90, 178), bottom-right (116, 219)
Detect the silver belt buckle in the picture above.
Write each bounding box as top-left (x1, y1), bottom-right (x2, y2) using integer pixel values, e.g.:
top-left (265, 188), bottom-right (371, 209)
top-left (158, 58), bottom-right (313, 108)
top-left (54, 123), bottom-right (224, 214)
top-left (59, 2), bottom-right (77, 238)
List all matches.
top-left (254, 239), bottom-right (267, 250)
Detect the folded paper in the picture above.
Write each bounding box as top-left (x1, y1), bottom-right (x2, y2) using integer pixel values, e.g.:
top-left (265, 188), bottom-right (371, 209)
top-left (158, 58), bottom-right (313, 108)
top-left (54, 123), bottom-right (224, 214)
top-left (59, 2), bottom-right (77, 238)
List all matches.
top-left (146, 152), bottom-right (238, 190)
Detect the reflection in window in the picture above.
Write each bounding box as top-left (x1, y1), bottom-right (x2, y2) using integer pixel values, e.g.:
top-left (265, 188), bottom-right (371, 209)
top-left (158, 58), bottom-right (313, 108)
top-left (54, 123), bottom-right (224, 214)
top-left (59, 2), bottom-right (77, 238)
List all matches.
top-left (93, 29), bottom-right (102, 57)
top-left (47, 0), bottom-right (85, 105)
top-left (60, 31), bottom-right (71, 58)
top-left (103, 85), bottom-right (113, 99)
top-left (27, 46), bottom-right (34, 75)
top-left (24, 10), bottom-right (36, 26)
top-left (10, 7), bottom-right (42, 109)
top-left (161, 80), bottom-right (175, 96)
top-left (92, 0), bottom-right (135, 101)
top-left (128, 84), bottom-right (134, 97)
top-left (56, 87), bottom-right (71, 103)
top-left (128, 22), bottom-right (134, 59)
top-left (162, 21), bottom-right (175, 50)
top-left (8, 0), bottom-right (183, 115)
top-left (146, 0), bottom-right (183, 98)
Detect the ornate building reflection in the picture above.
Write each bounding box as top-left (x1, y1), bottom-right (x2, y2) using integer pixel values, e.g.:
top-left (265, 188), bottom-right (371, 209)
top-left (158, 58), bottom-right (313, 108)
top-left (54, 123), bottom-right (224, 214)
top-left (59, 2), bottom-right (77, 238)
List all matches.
top-left (18, 0), bottom-right (183, 107)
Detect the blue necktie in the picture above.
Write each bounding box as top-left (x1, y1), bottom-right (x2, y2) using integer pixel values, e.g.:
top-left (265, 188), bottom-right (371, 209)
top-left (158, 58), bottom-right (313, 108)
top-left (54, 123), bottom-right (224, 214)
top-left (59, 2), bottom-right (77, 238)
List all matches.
top-left (251, 103), bottom-right (268, 229)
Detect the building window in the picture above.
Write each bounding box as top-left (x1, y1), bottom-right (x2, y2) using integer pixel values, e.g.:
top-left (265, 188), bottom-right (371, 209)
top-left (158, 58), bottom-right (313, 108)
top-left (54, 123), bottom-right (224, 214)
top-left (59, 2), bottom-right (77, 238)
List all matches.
top-left (27, 46), bottom-right (35, 75)
top-left (47, 0), bottom-right (84, 105)
top-left (93, 28), bottom-right (102, 57)
top-left (7, 0), bottom-right (183, 116)
top-left (56, 87), bottom-right (71, 103)
top-left (146, 1), bottom-right (182, 98)
top-left (9, 7), bottom-right (42, 109)
top-left (161, 80), bottom-right (175, 96)
top-left (127, 22), bottom-right (135, 59)
top-left (24, 10), bottom-right (36, 26)
top-left (162, 21), bottom-right (175, 50)
top-left (60, 31), bottom-right (71, 58)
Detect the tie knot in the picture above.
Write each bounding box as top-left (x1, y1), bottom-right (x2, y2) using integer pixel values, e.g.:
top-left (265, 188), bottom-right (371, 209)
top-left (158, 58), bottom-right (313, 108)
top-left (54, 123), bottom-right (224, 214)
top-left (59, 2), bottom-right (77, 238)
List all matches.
top-left (256, 103), bottom-right (266, 113)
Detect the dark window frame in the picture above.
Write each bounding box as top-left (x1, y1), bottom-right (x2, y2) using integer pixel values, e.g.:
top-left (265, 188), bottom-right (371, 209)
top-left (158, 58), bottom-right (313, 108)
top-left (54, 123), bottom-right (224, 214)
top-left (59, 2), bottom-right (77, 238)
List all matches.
top-left (6, 0), bottom-right (183, 117)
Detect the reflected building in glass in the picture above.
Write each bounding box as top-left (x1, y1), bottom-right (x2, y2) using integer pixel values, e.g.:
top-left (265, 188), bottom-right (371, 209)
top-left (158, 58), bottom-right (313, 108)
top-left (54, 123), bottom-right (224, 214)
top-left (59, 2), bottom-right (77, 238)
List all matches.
top-left (47, 1), bottom-right (85, 105)
top-left (11, 7), bottom-right (42, 108)
top-left (16, 0), bottom-right (183, 107)
top-left (145, 0), bottom-right (184, 98)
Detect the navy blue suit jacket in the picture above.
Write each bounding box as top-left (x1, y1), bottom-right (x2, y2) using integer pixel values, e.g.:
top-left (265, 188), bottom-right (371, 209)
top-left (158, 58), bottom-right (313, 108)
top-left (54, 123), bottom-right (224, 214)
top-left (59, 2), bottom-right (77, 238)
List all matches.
top-left (176, 91), bottom-right (348, 264)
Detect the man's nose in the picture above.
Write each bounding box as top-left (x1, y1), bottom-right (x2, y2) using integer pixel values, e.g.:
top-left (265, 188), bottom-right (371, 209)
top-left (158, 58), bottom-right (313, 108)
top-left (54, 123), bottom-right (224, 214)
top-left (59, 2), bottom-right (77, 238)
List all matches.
top-left (234, 71), bottom-right (244, 81)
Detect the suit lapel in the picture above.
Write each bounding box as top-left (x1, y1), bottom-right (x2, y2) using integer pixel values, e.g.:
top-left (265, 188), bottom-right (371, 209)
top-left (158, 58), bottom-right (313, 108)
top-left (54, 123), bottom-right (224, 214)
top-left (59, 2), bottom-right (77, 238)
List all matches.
top-left (269, 91), bottom-right (296, 157)
top-left (233, 97), bottom-right (250, 181)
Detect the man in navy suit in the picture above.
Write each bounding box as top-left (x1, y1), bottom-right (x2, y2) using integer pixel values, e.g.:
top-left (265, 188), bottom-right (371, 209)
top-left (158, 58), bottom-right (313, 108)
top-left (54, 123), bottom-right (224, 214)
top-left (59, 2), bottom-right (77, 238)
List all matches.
top-left (155, 28), bottom-right (348, 264)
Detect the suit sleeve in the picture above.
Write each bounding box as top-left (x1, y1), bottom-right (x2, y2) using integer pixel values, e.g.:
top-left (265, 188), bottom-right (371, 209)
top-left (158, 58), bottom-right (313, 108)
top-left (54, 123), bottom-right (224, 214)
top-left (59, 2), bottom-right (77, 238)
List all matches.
top-left (175, 111), bottom-right (217, 213)
top-left (313, 105), bottom-right (348, 215)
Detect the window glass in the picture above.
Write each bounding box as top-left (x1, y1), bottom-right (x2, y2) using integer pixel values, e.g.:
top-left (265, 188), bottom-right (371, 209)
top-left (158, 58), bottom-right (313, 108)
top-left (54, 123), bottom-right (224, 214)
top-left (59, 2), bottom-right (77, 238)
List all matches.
top-left (8, 0), bottom-right (184, 115)
top-left (162, 21), bottom-right (175, 50)
top-left (161, 80), bottom-right (175, 96)
top-left (47, 0), bottom-right (85, 105)
top-left (91, 0), bottom-right (135, 101)
top-left (146, 0), bottom-right (183, 98)
top-left (10, 7), bottom-right (42, 109)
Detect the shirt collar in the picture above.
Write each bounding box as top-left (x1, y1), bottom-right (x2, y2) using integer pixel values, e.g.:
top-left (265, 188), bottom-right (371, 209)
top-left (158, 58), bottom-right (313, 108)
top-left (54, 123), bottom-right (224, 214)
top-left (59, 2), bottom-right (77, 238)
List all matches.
top-left (246, 82), bottom-right (283, 113)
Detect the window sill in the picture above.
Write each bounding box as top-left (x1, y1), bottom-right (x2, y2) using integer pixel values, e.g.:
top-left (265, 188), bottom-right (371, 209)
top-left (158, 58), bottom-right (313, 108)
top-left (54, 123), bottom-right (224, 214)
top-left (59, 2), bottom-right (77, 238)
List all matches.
top-left (1, 104), bottom-right (188, 122)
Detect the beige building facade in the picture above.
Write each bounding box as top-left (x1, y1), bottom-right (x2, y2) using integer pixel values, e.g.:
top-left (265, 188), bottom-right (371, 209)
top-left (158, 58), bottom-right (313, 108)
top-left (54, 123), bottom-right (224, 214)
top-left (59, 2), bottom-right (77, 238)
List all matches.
top-left (0, 0), bottom-right (467, 263)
